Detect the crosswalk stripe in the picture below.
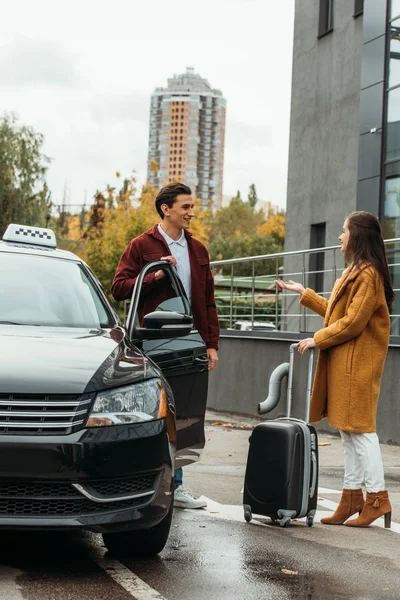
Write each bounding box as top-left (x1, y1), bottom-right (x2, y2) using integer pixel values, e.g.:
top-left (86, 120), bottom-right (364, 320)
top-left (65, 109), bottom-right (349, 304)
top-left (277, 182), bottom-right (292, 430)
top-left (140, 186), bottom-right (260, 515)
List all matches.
top-left (187, 488), bottom-right (400, 533)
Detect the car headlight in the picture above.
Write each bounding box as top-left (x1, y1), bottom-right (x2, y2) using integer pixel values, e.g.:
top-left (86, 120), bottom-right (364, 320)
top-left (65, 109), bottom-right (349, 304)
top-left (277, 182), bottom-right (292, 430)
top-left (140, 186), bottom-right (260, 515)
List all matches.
top-left (86, 378), bottom-right (167, 427)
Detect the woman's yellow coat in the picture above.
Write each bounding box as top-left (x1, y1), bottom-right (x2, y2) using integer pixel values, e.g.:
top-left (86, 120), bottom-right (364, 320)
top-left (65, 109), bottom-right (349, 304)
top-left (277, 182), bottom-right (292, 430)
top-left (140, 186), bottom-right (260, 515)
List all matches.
top-left (300, 265), bottom-right (390, 432)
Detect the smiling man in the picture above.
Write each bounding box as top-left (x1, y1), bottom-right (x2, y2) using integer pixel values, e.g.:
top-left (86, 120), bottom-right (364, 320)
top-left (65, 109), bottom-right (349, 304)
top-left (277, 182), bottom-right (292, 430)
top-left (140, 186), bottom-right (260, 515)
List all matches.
top-left (111, 182), bottom-right (219, 509)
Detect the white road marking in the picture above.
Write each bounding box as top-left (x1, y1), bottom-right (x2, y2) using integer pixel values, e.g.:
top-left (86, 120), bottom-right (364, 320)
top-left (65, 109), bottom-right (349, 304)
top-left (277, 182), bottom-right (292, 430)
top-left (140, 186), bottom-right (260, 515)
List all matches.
top-left (93, 549), bottom-right (167, 600)
top-left (0, 566), bottom-right (25, 600)
top-left (318, 487), bottom-right (341, 494)
top-left (90, 488), bottom-right (399, 599)
top-left (187, 488), bottom-right (400, 533)
top-left (316, 495), bottom-right (400, 532)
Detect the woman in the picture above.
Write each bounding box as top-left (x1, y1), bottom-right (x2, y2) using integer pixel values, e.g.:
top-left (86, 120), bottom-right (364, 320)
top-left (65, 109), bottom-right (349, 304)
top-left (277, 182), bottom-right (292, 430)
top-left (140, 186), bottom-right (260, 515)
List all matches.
top-left (276, 211), bottom-right (393, 528)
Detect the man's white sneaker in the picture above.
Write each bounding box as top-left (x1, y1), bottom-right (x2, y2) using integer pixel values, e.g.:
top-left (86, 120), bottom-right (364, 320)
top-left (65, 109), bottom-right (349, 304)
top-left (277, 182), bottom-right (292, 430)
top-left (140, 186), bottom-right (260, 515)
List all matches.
top-left (174, 485), bottom-right (207, 509)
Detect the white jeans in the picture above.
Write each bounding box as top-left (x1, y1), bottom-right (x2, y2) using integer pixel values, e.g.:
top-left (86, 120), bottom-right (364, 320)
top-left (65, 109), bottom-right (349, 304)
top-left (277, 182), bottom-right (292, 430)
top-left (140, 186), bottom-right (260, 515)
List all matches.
top-left (339, 431), bottom-right (386, 493)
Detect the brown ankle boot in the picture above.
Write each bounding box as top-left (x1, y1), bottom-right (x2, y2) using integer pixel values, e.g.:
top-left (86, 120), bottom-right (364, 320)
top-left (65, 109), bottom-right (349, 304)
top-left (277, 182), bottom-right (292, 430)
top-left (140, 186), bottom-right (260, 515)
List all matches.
top-left (320, 489), bottom-right (364, 525)
top-left (345, 491), bottom-right (392, 528)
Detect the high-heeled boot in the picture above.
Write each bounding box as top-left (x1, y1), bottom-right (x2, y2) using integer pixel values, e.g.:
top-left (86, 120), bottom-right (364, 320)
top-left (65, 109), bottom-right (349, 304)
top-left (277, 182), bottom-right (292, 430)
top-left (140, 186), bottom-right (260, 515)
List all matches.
top-left (345, 490), bottom-right (392, 528)
top-left (320, 488), bottom-right (364, 525)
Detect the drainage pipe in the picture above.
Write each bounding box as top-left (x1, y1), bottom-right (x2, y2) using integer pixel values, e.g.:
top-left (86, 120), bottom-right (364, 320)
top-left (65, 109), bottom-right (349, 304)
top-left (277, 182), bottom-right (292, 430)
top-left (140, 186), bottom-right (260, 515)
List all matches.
top-left (257, 362), bottom-right (289, 415)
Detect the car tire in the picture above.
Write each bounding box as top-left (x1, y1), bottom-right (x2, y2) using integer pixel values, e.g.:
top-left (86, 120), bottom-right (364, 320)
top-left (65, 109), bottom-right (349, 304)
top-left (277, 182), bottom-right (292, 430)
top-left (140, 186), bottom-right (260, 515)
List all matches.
top-left (102, 502), bottom-right (174, 557)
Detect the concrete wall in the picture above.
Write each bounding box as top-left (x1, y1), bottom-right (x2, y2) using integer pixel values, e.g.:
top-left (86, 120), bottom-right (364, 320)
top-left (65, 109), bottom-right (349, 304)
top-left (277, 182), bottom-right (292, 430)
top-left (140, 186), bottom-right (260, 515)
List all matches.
top-left (285, 0), bottom-right (363, 252)
top-left (208, 332), bottom-right (400, 445)
top-left (282, 1), bottom-right (364, 334)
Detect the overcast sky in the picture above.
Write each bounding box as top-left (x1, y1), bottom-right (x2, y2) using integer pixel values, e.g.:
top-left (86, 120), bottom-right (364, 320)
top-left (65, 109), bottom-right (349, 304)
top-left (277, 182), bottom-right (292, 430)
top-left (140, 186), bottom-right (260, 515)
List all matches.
top-left (0, 0), bottom-right (294, 213)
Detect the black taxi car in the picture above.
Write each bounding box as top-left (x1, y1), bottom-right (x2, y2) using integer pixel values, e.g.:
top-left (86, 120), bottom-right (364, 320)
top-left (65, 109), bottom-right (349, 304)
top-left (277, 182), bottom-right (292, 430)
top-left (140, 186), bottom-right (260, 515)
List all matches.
top-left (0, 224), bottom-right (209, 556)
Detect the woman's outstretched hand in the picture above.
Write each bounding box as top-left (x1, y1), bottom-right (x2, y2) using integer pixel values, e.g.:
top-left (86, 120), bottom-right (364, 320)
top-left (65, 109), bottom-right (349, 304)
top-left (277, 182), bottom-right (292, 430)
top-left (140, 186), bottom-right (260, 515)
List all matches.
top-left (275, 279), bottom-right (305, 295)
top-left (297, 338), bottom-right (317, 353)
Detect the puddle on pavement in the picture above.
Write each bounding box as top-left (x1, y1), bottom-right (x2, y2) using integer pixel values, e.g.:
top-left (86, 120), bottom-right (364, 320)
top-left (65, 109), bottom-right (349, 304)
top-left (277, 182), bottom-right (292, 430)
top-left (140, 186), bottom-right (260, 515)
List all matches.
top-left (244, 556), bottom-right (376, 600)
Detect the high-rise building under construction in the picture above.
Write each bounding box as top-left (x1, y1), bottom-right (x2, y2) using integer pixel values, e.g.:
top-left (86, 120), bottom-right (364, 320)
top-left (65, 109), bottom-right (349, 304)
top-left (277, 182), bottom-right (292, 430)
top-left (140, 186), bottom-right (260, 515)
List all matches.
top-left (147, 68), bottom-right (226, 210)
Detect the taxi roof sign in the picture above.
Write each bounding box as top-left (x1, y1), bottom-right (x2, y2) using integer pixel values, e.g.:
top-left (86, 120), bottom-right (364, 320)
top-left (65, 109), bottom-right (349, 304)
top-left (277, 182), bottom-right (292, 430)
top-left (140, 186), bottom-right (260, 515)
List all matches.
top-left (2, 224), bottom-right (57, 249)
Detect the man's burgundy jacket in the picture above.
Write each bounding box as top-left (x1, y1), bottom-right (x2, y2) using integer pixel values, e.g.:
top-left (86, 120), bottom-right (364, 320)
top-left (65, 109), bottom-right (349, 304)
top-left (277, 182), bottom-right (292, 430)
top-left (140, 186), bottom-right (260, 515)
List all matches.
top-left (111, 224), bottom-right (220, 350)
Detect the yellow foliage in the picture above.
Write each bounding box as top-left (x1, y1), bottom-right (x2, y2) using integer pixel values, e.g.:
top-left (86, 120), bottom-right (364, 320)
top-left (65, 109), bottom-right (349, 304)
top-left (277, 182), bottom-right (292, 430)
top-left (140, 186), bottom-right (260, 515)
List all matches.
top-left (63, 215), bottom-right (82, 240)
top-left (257, 212), bottom-right (285, 241)
top-left (189, 198), bottom-right (211, 246)
top-left (55, 172), bottom-right (214, 294)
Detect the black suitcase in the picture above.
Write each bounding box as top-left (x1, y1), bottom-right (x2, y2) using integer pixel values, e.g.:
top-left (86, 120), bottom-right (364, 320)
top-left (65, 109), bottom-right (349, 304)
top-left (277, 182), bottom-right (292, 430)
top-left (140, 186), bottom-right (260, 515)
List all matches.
top-left (243, 344), bottom-right (318, 527)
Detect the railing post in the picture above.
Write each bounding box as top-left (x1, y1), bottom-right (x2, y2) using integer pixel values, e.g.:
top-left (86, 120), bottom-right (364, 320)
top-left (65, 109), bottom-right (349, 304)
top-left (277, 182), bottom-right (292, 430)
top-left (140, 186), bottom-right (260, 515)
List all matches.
top-left (210, 239), bottom-right (400, 334)
top-left (251, 261), bottom-right (255, 327)
top-left (302, 252), bottom-right (306, 332)
top-left (229, 263), bottom-right (234, 329)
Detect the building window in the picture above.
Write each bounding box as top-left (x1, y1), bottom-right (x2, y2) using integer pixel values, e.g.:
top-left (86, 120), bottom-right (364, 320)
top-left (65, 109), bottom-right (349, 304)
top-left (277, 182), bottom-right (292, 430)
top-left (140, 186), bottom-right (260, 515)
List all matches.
top-left (318, 0), bottom-right (334, 38)
top-left (308, 223), bottom-right (326, 294)
top-left (354, 0), bottom-right (363, 17)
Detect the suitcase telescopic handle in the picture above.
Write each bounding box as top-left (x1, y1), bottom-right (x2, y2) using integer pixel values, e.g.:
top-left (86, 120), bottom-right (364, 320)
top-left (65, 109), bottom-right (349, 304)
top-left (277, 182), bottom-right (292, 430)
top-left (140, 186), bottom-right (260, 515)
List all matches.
top-left (287, 343), bottom-right (315, 423)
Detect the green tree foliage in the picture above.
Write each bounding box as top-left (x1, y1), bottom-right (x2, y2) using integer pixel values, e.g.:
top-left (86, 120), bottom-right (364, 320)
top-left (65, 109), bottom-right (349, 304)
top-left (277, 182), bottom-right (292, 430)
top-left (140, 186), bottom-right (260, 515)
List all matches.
top-left (54, 169), bottom-right (286, 301)
top-left (208, 198), bottom-right (260, 240)
top-left (207, 193), bottom-right (285, 276)
top-left (247, 183), bottom-right (258, 209)
top-left (0, 114), bottom-right (51, 235)
top-left (75, 175), bottom-right (158, 299)
top-left (209, 233), bottom-right (283, 276)
top-left (231, 190), bottom-right (242, 205)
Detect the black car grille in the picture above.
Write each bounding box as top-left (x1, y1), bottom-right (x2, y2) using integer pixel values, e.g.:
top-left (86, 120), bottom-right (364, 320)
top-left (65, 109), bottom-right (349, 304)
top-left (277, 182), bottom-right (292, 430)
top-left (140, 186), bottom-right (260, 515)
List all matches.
top-left (0, 497), bottom-right (144, 516)
top-left (88, 473), bottom-right (156, 497)
top-left (0, 393), bottom-right (94, 435)
top-left (0, 472), bottom-right (160, 517)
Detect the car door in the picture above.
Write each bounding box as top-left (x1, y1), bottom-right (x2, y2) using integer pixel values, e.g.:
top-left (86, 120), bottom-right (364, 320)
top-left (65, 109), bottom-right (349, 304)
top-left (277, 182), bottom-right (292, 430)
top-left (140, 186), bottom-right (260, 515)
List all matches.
top-left (126, 261), bottom-right (209, 467)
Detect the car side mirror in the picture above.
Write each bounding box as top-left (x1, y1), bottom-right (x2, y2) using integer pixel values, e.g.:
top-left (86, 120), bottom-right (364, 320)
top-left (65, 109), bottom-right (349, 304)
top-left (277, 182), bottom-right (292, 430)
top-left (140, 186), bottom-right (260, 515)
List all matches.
top-left (134, 310), bottom-right (193, 339)
top-left (126, 261), bottom-right (193, 341)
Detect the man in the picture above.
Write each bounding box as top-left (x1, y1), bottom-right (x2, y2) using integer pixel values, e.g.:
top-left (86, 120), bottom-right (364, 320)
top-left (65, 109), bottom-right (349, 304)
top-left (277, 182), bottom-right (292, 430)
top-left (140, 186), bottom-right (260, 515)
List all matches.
top-left (111, 182), bottom-right (219, 509)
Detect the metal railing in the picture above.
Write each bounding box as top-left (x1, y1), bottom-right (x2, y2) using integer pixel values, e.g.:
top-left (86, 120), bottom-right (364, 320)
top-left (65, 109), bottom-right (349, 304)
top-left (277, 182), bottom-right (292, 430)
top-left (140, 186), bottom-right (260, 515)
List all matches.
top-left (210, 238), bottom-right (400, 334)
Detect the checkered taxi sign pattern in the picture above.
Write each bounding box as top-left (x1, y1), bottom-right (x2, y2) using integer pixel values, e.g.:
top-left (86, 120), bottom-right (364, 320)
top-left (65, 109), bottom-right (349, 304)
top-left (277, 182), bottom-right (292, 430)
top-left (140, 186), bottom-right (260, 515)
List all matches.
top-left (2, 224), bottom-right (57, 248)
top-left (15, 228), bottom-right (53, 241)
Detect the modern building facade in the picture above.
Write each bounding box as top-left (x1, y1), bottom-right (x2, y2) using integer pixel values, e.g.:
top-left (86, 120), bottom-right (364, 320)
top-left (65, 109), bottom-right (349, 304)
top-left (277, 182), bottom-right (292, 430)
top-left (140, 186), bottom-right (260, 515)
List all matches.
top-left (147, 68), bottom-right (226, 210)
top-left (284, 0), bottom-right (400, 333)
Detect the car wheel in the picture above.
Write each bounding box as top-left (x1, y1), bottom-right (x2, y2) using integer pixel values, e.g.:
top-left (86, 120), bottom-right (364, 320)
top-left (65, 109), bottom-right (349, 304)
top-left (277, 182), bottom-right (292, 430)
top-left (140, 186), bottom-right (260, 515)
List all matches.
top-left (102, 503), bottom-right (173, 557)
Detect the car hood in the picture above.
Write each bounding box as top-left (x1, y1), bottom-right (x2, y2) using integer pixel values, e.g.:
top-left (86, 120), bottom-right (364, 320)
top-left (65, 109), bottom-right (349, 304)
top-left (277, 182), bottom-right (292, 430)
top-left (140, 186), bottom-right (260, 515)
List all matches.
top-left (0, 325), bottom-right (157, 394)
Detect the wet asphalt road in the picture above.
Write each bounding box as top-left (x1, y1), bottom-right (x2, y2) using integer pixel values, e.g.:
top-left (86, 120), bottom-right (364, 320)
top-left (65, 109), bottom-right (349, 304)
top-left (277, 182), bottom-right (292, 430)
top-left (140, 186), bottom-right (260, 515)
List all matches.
top-left (0, 425), bottom-right (399, 600)
top-left (0, 508), bottom-right (399, 600)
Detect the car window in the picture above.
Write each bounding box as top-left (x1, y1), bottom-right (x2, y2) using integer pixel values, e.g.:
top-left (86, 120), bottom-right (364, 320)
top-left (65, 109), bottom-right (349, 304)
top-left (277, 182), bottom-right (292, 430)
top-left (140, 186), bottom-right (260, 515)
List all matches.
top-left (154, 296), bottom-right (188, 314)
top-left (0, 252), bottom-right (113, 328)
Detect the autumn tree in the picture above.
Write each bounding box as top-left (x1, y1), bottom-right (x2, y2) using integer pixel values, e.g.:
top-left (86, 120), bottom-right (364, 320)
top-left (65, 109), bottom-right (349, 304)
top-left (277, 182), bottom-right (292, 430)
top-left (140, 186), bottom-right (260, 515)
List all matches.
top-left (207, 194), bottom-right (285, 276)
top-left (257, 208), bottom-right (285, 245)
top-left (231, 190), bottom-right (242, 205)
top-left (73, 174), bottom-right (157, 297)
top-left (208, 196), bottom-right (261, 242)
top-left (0, 114), bottom-right (51, 235)
top-left (247, 183), bottom-right (258, 209)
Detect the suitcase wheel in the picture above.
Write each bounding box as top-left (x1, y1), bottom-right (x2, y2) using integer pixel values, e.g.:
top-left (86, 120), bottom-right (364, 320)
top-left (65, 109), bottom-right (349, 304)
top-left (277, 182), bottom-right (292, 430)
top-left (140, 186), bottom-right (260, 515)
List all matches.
top-left (278, 517), bottom-right (291, 528)
top-left (306, 515), bottom-right (314, 527)
top-left (244, 505), bottom-right (252, 523)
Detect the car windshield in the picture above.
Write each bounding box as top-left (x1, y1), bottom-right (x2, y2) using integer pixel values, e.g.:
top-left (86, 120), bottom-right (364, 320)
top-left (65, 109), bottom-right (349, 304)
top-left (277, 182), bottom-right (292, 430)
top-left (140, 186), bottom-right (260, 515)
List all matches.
top-left (0, 252), bottom-right (113, 328)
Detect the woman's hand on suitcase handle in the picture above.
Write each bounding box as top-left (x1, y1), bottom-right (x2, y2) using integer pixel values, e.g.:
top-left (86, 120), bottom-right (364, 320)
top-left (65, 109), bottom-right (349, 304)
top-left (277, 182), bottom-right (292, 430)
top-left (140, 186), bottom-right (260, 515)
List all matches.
top-left (297, 338), bottom-right (317, 353)
top-left (275, 279), bottom-right (305, 295)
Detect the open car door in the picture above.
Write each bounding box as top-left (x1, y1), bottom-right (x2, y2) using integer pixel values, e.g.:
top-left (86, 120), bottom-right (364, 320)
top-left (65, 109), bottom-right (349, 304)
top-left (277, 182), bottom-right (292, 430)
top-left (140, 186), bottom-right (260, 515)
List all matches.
top-left (126, 261), bottom-right (209, 468)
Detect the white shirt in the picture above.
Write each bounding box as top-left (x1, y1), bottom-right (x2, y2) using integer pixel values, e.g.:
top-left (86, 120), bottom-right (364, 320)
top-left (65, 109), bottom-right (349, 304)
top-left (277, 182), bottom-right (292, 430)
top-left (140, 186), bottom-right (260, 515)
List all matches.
top-left (158, 224), bottom-right (192, 304)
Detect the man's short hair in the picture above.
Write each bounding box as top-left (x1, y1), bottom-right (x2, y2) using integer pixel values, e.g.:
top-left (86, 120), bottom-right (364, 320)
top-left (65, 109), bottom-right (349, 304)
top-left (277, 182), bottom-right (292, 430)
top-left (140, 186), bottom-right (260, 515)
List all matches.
top-left (155, 182), bottom-right (192, 218)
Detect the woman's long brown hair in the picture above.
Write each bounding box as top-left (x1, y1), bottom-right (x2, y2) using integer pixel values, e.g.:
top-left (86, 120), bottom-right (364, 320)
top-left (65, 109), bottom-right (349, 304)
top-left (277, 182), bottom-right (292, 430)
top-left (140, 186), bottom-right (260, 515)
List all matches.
top-left (345, 211), bottom-right (394, 308)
